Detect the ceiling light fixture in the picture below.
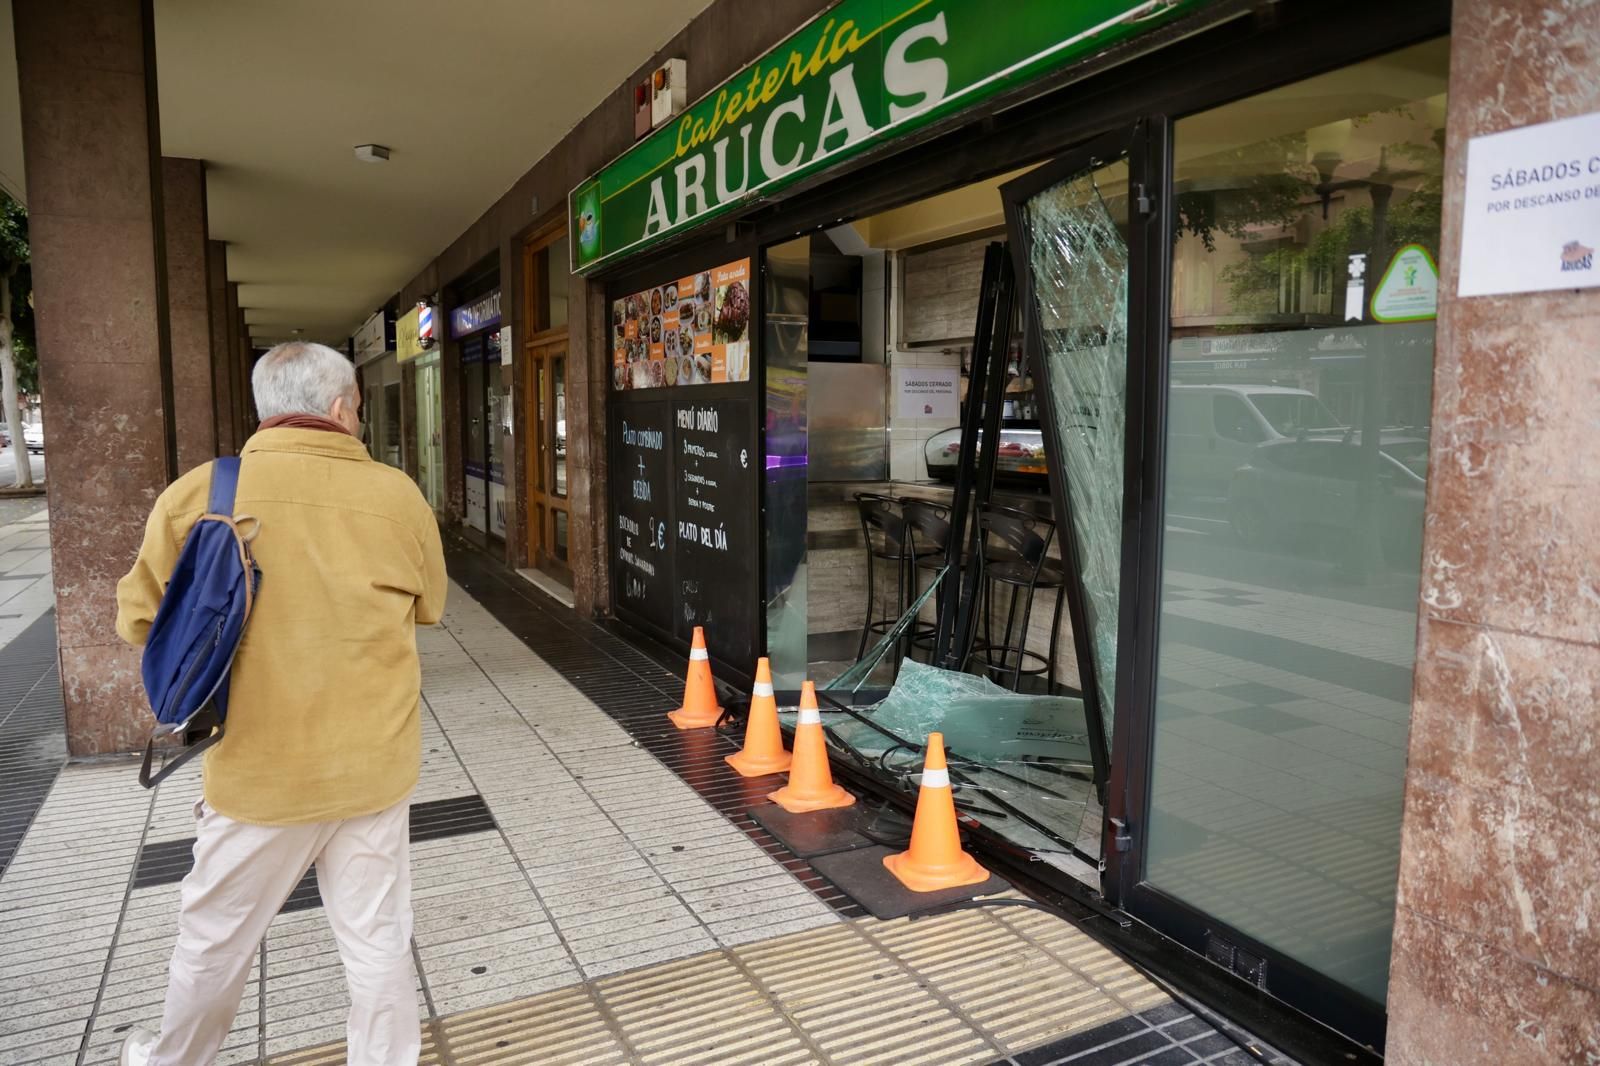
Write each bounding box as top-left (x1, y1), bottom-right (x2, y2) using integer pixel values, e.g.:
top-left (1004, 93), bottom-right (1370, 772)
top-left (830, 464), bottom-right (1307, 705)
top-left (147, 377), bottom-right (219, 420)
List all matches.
top-left (354, 144), bottom-right (391, 164)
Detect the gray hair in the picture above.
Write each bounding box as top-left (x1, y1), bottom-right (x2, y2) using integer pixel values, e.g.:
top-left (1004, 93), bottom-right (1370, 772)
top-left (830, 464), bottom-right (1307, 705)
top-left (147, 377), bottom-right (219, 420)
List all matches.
top-left (252, 342), bottom-right (357, 419)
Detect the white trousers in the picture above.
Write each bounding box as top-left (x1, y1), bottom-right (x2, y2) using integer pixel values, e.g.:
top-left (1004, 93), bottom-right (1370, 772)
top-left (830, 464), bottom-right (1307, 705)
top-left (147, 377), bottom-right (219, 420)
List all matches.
top-left (149, 794), bottom-right (420, 1066)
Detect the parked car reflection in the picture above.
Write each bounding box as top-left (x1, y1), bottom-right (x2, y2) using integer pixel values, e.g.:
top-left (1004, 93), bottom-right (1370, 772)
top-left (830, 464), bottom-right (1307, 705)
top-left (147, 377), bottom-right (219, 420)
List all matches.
top-left (1228, 436), bottom-right (1427, 566)
top-left (1168, 384), bottom-right (1343, 497)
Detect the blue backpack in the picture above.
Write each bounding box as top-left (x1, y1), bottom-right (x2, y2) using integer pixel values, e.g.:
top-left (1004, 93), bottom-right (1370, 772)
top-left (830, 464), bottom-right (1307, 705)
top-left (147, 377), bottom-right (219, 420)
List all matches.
top-left (138, 457), bottom-right (262, 788)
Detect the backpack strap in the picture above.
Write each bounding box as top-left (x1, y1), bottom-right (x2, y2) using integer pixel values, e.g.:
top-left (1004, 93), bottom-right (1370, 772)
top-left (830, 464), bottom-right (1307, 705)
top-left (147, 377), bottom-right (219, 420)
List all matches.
top-left (139, 459), bottom-right (242, 791)
top-left (139, 730), bottom-right (223, 789)
top-left (207, 456), bottom-right (242, 517)
top-left (139, 707), bottom-right (223, 789)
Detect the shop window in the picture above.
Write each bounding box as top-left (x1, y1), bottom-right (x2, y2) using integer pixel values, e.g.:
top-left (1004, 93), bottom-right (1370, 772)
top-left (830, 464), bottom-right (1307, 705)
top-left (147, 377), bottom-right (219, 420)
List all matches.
top-left (1150, 37), bottom-right (1448, 1006)
top-left (383, 382), bottom-right (401, 467)
top-left (1211, 395), bottom-right (1263, 443)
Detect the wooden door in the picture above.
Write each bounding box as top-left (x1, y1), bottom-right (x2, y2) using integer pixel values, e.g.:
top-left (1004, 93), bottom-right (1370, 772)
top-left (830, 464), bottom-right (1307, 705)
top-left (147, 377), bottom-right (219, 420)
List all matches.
top-left (522, 224), bottom-right (572, 582)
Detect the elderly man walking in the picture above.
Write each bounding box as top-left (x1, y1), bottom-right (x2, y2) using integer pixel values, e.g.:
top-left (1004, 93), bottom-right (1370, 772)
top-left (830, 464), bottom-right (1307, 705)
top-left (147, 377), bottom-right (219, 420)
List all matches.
top-left (114, 342), bottom-right (447, 1066)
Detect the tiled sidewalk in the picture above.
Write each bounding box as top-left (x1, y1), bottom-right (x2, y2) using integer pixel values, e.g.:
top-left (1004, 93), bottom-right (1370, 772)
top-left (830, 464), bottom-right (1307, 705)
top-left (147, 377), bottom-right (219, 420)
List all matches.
top-left (0, 525), bottom-right (1288, 1065)
top-left (1, 586), bottom-right (841, 1064)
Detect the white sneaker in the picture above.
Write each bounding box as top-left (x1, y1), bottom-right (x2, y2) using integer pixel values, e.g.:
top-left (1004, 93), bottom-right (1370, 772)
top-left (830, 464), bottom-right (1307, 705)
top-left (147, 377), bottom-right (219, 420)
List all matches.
top-left (119, 1028), bottom-right (157, 1066)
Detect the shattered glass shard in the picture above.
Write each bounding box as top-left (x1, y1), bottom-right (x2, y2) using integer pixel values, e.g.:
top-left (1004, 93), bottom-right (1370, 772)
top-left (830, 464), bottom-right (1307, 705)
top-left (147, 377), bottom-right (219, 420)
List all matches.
top-left (1020, 162), bottom-right (1131, 747)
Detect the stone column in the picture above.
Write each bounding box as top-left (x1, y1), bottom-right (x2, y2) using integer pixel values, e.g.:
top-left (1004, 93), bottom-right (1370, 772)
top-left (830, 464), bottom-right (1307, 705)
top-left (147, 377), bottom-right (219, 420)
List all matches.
top-left (162, 157), bottom-right (214, 472)
top-left (236, 304), bottom-right (256, 428)
top-left (441, 328), bottom-right (465, 526)
top-left (567, 274), bottom-right (610, 617)
top-left (225, 281), bottom-right (247, 443)
top-left (206, 240), bottom-right (236, 455)
top-left (1386, 3), bottom-right (1600, 1062)
top-left (13, 0), bottom-right (174, 754)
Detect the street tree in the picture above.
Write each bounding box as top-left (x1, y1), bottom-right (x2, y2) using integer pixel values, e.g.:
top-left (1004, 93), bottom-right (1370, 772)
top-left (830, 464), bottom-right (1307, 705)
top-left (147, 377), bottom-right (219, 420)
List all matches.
top-left (0, 195), bottom-right (34, 488)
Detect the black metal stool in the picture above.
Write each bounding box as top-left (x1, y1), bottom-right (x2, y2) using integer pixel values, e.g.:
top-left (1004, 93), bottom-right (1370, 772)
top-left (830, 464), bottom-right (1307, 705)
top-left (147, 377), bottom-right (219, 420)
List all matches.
top-left (899, 497), bottom-right (959, 660)
top-left (854, 493), bottom-right (912, 667)
top-left (967, 502), bottom-right (1067, 691)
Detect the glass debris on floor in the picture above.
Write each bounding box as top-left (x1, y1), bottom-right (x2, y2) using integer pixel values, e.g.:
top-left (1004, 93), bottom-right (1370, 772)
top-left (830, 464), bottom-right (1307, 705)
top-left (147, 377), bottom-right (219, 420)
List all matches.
top-left (785, 652), bottom-right (1103, 865)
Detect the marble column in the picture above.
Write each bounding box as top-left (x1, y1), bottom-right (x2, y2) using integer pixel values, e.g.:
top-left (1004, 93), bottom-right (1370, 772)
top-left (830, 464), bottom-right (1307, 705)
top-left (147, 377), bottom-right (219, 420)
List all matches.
top-left (567, 273), bottom-right (610, 617)
top-left (206, 239), bottom-right (236, 455)
top-left (13, 0), bottom-right (174, 754)
top-left (225, 281), bottom-right (247, 441)
top-left (162, 157), bottom-right (214, 472)
top-left (234, 300), bottom-right (257, 429)
top-left (1386, 2), bottom-right (1600, 1062)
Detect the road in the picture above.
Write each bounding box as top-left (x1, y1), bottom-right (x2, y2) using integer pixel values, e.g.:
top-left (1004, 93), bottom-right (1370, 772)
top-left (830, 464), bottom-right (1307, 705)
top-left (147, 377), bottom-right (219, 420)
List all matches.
top-left (0, 449), bottom-right (47, 528)
top-left (0, 447), bottom-right (43, 485)
top-left (1163, 491), bottom-right (1423, 613)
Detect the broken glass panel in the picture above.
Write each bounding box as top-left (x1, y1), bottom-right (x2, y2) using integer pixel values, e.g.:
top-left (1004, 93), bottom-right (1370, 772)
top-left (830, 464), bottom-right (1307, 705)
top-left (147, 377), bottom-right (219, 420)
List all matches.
top-left (1018, 161), bottom-right (1131, 749)
top-left (784, 658), bottom-right (1101, 864)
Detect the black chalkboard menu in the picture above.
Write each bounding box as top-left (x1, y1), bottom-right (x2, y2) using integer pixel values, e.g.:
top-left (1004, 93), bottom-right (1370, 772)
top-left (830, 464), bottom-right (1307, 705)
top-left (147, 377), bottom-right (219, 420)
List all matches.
top-left (672, 397), bottom-right (756, 670)
top-left (609, 390), bottom-right (759, 683)
top-left (612, 400), bottom-right (673, 635)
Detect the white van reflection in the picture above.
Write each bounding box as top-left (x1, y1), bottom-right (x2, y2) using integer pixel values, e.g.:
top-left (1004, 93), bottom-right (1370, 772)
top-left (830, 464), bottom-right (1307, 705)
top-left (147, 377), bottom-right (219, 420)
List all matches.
top-left (1167, 385), bottom-right (1342, 497)
top-left (1228, 435), bottom-right (1428, 566)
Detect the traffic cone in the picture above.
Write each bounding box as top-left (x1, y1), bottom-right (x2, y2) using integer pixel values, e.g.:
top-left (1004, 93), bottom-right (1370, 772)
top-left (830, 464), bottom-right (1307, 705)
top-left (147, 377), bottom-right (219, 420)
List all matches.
top-left (726, 658), bottom-right (792, 777)
top-left (883, 733), bottom-right (989, 892)
top-left (667, 627), bottom-right (724, 730)
top-left (768, 681), bottom-right (854, 813)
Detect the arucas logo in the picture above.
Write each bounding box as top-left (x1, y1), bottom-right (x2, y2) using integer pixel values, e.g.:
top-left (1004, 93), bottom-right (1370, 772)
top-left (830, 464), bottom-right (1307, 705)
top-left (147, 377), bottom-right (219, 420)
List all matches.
top-left (1561, 240), bottom-right (1594, 272)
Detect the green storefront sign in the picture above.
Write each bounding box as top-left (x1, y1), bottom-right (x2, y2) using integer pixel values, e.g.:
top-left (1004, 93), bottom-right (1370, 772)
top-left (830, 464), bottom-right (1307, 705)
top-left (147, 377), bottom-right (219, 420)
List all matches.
top-left (571, 0), bottom-right (1209, 274)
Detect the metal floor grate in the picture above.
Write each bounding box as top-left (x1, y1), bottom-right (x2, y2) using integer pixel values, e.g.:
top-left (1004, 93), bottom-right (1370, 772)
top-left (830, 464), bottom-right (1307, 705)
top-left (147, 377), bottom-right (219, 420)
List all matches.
top-left (0, 609), bottom-right (65, 881)
top-left (445, 544), bottom-right (866, 919)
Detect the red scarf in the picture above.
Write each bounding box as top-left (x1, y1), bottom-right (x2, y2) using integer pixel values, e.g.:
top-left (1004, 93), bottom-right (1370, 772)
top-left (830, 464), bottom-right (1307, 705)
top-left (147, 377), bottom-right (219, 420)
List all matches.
top-left (259, 414), bottom-right (352, 436)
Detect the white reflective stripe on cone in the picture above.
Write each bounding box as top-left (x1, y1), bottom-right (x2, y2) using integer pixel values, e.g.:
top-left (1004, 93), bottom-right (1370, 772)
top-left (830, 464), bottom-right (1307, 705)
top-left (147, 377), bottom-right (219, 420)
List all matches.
top-left (752, 682), bottom-right (774, 697)
top-left (690, 648), bottom-right (709, 661)
top-left (797, 707), bottom-right (822, 725)
top-left (921, 768), bottom-right (950, 788)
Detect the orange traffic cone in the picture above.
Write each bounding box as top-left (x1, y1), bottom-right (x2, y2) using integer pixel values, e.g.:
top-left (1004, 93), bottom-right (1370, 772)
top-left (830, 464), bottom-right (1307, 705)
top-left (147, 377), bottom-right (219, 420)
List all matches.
top-left (726, 658), bottom-right (792, 777)
top-left (768, 681), bottom-right (854, 813)
top-left (883, 733), bottom-right (989, 892)
top-left (667, 627), bottom-right (724, 730)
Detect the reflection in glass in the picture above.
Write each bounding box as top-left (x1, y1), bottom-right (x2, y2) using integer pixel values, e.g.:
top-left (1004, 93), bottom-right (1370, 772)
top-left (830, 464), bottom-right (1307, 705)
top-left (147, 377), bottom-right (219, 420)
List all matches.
top-left (1018, 159), bottom-right (1130, 746)
top-left (554, 508), bottom-right (569, 563)
top-left (363, 386), bottom-right (380, 460)
top-left (383, 382), bottom-right (401, 467)
top-left (462, 342), bottom-right (487, 533)
top-left (415, 356), bottom-right (443, 511)
top-left (534, 364), bottom-right (546, 495)
top-left (1149, 39), bottom-right (1446, 1004)
top-left (552, 356), bottom-right (567, 496)
top-left (763, 238), bottom-right (810, 688)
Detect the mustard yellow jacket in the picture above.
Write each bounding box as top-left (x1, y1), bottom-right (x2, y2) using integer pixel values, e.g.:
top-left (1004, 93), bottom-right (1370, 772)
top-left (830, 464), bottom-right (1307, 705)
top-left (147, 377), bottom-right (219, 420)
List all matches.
top-left (116, 428), bottom-right (447, 825)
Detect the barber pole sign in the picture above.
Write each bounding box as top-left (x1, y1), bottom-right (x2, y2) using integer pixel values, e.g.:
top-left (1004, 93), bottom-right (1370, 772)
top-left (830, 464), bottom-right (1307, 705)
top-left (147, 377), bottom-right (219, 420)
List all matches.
top-left (418, 303), bottom-right (435, 348)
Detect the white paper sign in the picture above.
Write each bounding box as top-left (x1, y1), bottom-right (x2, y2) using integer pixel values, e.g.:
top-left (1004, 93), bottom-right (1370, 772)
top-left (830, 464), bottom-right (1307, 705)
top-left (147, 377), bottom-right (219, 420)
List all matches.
top-left (896, 366), bottom-right (960, 420)
top-left (1459, 111), bottom-right (1600, 297)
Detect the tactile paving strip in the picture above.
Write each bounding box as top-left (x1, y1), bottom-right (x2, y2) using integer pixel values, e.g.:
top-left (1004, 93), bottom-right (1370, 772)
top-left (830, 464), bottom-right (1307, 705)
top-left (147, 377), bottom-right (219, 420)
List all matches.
top-left (260, 900), bottom-right (1257, 1066)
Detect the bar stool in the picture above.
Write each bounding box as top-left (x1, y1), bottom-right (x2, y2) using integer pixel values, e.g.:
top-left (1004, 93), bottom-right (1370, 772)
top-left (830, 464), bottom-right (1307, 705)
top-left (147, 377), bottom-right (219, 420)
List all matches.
top-left (899, 497), bottom-right (958, 660)
top-left (968, 502), bottom-right (1067, 691)
top-left (854, 493), bottom-right (911, 665)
